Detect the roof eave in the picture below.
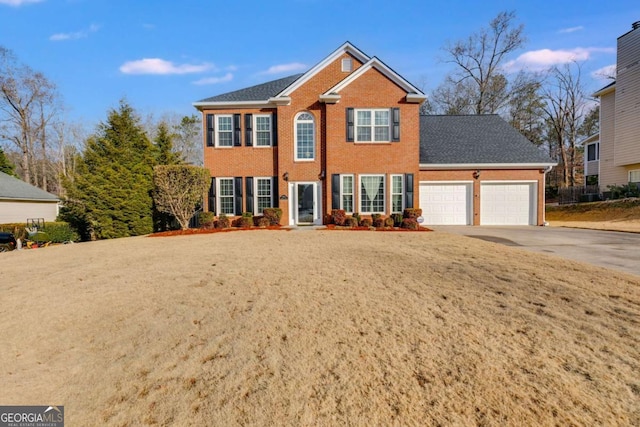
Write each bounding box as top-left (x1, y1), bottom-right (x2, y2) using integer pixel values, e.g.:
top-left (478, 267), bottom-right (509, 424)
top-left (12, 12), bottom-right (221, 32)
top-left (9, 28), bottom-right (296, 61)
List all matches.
top-left (592, 82), bottom-right (616, 97)
top-left (419, 162), bottom-right (557, 170)
top-left (193, 98), bottom-right (290, 110)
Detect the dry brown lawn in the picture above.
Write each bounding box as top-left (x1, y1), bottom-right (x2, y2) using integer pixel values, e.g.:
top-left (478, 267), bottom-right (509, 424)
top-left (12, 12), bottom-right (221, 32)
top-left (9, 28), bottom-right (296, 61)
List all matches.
top-left (0, 230), bottom-right (639, 426)
top-left (547, 199), bottom-right (640, 233)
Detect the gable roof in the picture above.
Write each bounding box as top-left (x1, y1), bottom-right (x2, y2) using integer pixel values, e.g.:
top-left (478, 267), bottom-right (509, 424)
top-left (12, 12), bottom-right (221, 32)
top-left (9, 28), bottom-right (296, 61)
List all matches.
top-left (0, 172), bottom-right (60, 202)
top-left (193, 74), bottom-right (303, 108)
top-left (419, 115), bottom-right (555, 168)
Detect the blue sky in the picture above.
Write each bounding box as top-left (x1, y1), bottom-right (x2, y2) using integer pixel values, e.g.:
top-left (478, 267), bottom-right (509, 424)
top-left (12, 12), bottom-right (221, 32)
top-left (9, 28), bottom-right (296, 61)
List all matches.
top-left (1, 0), bottom-right (639, 126)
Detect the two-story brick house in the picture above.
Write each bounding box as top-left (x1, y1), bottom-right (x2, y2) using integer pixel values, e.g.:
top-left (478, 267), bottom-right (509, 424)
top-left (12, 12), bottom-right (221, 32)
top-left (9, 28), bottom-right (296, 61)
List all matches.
top-left (194, 42), bottom-right (554, 226)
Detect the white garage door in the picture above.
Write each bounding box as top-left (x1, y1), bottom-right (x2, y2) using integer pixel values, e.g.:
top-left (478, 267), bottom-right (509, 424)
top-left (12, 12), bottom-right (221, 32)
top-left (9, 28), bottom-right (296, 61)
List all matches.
top-left (420, 183), bottom-right (471, 225)
top-left (481, 183), bottom-right (535, 225)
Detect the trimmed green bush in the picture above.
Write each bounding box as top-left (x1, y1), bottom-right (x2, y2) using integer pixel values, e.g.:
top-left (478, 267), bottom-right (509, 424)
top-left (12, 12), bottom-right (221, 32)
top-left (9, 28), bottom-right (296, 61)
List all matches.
top-left (42, 222), bottom-right (80, 243)
top-left (234, 214), bottom-right (252, 228)
top-left (373, 216), bottom-right (385, 228)
top-left (384, 217), bottom-right (395, 227)
top-left (403, 208), bottom-right (422, 219)
top-left (360, 218), bottom-right (372, 227)
top-left (263, 208), bottom-right (283, 225)
top-left (345, 217), bottom-right (358, 228)
top-left (371, 213), bottom-right (382, 222)
top-left (198, 212), bottom-right (216, 229)
top-left (352, 212), bottom-right (361, 225)
top-left (401, 218), bottom-right (419, 230)
top-left (257, 217), bottom-right (271, 228)
top-left (391, 213), bottom-right (403, 227)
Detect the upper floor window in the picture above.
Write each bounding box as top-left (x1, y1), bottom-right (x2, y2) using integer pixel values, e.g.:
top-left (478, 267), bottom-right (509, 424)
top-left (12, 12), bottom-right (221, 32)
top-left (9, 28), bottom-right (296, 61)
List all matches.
top-left (216, 115), bottom-right (233, 147)
top-left (586, 143), bottom-right (599, 162)
top-left (295, 112), bottom-right (315, 161)
top-left (254, 115), bottom-right (272, 147)
top-left (347, 108), bottom-right (399, 143)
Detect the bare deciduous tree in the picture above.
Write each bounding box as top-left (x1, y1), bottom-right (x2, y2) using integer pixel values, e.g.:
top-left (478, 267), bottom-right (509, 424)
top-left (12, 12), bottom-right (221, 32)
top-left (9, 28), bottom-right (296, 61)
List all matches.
top-left (153, 165), bottom-right (210, 230)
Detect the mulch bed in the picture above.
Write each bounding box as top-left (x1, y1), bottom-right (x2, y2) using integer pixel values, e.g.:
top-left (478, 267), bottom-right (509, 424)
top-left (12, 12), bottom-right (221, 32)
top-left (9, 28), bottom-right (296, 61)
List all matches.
top-left (324, 224), bottom-right (432, 232)
top-left (149, 226), bottom-right (288, 238)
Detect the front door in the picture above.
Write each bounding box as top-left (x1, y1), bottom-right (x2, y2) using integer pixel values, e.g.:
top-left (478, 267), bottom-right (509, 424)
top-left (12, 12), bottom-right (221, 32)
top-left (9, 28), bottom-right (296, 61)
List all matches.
top-left (296, 182), bottom-right (316, 224)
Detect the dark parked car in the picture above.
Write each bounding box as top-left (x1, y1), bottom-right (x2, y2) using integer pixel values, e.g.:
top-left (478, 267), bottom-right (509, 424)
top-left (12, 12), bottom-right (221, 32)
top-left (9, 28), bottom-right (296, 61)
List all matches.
top-left (0, 232), bottom-right (17, 252)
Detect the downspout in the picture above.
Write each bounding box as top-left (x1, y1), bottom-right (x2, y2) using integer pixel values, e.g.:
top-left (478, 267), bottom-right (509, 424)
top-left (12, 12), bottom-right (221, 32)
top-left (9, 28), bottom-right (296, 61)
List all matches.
top-left (542, 166), bottom-right (553, 226)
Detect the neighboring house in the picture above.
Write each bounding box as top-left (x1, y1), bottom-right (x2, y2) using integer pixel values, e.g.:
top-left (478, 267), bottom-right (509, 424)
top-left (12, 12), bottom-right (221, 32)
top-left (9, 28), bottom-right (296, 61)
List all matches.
top-left (582, 133), bottom-right (600, 185)
top-left (589, 21), bottom-right (640, 190)
top-left (193, 42), bottom-right (554, 226)
top-left (0, 172), bottom-right (60, 223)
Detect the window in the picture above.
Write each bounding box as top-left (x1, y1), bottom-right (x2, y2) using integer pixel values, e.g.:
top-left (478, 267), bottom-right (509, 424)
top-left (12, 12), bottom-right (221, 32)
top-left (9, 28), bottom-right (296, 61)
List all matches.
top-left (218, 178), bottom-right (235, 214)
top-left (341, 175), bottom-right (354, 213)
top-left (254, 115), bottom-right (272, 147)
top-left (342, 58), bottom-right (352, 72)
top-left (630, 170), bottom-right (640, 183)
top-left (356, 109), bottom-right (390, 142)
top-left (256, 177), bottom-right (273, 213)
top-left (216, 115), bottom-right (233, 147)
top-left (391, 175), bottom-right (404, 213)
top-left (295, 112), bottom-right (315, 161)
top-left (360, 175), bottom-right (385, 213)
top-left (587, 143), bottom-right (599, 161)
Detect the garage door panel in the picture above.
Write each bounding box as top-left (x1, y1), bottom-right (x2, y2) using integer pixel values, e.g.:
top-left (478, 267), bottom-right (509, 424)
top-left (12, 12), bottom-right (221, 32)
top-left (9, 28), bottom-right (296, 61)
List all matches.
top-left (420, 183), bottom-right (471, 225)
top-left (481, 183), bottom-right (535, 225)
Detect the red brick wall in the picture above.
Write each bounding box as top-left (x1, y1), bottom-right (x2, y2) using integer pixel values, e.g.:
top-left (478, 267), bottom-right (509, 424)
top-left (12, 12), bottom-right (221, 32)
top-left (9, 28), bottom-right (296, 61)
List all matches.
top-left (419, 169), bottom-right (547, 225)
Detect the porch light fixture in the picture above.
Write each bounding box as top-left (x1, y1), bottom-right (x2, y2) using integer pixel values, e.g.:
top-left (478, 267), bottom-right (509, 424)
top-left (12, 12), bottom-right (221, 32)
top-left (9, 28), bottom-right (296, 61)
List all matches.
top-left (473, 170), bottom-right (481, 179)
top-left (283, 172), bottom-right (289, 181)
top-left (319, 170), bottom-right (326, 180)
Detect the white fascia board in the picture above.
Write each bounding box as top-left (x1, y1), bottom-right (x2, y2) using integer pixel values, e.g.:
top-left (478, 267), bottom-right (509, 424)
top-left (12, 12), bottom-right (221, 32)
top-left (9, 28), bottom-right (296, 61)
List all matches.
top-left (319, 93), bottom-right (341, 104)
top-left (321, 57), bottom-right (426, 98)
top-left (406, 93), bottom-right (427, 104)
top-left (278, 42), bottom-right (370, 97)
top-left (193, 100), bottom-right (274, 110)
top-left (268, 96), bottom-right (291, 105)
top-left (579, 133), bottom-right (600, 145)
top-left (592, 83), bottom-right (615, 98)
top-left (419, 163), bottom-right (557, 170)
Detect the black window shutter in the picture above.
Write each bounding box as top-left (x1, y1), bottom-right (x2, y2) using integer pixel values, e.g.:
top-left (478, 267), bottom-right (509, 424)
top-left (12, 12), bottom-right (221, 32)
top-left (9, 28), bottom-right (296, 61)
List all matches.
top-left (404, 173), bottom-right (414, 209)
top-left (246, 177), bottom-right (254, 214)
top-left (233, 114), bottom-right (241, 147)
top-left (346, 108), bottom-right (354, 142)
top-left (208, 177), bottom-right (216, 214)
top-left (272, 176), bottom-right (279, 207)
top-left (245, 114), bottom-right (253, 146)
top-left (206, 114), bottom-right (215, 147)
top-left (272, 112), bottom-right (278, 146)
top-left (234, 177), bottom-right (243, 214)
top-left (332, 174), bottom-right (340, 210)
top-left (392, 108), bottom-right (400, 142)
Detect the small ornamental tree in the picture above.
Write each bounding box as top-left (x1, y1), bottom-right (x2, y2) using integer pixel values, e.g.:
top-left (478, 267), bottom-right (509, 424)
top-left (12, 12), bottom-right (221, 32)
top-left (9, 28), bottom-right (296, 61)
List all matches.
top-left (153, 165), bottom-right (210, 230)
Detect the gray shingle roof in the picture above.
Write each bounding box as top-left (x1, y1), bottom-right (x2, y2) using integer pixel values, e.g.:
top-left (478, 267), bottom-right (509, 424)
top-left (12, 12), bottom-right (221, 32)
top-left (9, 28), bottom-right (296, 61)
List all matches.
top-left (420, 115), bottom-right (554, 165)
top-left (197, 73), bottom-right (304, 103)
top-left (0, 172), bottom-right (60, 201)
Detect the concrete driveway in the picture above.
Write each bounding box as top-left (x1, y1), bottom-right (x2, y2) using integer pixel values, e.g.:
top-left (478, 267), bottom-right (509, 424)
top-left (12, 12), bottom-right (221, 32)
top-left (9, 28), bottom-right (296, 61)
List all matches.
top-left (430, 225), bottom-right (640, 277)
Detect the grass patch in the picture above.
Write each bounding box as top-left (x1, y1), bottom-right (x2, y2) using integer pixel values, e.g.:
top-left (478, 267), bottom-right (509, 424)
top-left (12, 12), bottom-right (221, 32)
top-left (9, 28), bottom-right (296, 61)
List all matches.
top-left (546, 198), bottom-right (640, 221)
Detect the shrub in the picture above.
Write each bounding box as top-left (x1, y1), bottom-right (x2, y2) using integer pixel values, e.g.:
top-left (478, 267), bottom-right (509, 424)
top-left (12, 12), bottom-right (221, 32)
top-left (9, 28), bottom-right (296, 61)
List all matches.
top-left (215, 214), bottom-right (230, 229)
top-left (391, 213), bottom-right (403, 227)
top-left (373, 217), bottom-right (385, 228)
top-left (384, 217), bottom-right (395, 227)
top-left (234, 214), bottom-right (252, 228)
top-left (345, 217), bottom-right (358, 228)
top-left (371, 213), bottom-right (382, 222)
top-left (42, 222), bottom-right (80, 243)
top-left (257, 217), bottom-right (271, 228)
top-left (263, 208), bottom-right (283, 225)
top-left (403, 208), bottom-right (423, 219)
top-left (401, 218), bottom-right (419, 230)
top-left (360, 218), bottom-right (372, 227)
top-left (198, 212), bottom-right (216, 229)
top-left (331, 209), bottom-right (347, 226)
top-left (352, 212), bottom-right (361, 224)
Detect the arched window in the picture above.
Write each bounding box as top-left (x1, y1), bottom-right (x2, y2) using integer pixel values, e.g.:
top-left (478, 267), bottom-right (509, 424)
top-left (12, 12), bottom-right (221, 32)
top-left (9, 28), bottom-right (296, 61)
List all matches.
top-left (295, 112), bottom-right (315, 161)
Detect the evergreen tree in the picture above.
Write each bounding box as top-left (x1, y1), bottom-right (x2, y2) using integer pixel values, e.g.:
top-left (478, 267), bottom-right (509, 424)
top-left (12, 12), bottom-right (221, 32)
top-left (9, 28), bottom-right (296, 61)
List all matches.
top-left (63, 101), bottom-right (155, 239)
top-left (154, 121), bottom-right (181, 166)
top-left (0, 147), bottom-right (16, 176)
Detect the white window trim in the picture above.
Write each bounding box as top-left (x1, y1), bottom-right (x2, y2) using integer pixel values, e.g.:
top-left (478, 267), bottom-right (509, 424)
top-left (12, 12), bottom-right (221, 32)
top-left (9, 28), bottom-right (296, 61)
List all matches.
top-left (629, 169), bottom-right (640, 183)
top-left (586, 142), bottom-right (599, 162)
top-left (253, 114), bottom-right (273, 147)
top-left (359, 174), bottom-right (386, 214)
top-left (294, 111), bottom-right (315, 162)
top-left (340, 174), bottom-right (355, 213)
top-left (390, 174), bottom-right (404, 214)
top-left (217, 177), bottom-right (235, 215)
top-left (254, 177), bottom-right (273, 214)
top-left (215, 115), bottom-right (233, 148)
top-left (355, 108), bottom-right (391, 143)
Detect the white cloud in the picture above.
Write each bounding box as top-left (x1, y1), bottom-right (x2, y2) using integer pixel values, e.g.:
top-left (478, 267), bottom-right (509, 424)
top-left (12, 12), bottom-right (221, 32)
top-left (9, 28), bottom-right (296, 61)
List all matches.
top-left (260, 62), bottom-right (306, 75)
top-left (591, 64), bottom-right (616, 80)
top-left (558, 26), bottom-right (584, 34)
top-left (0, 0), bottom-right (43, 6)
top-left (120, 58), bottom-right (213, 75)
top-left (503, 47), bottom-right (615, 72)
top-left (192, 73), bottom-right (234, 85)
top-left (50, 24), bottom-right (100, 41)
